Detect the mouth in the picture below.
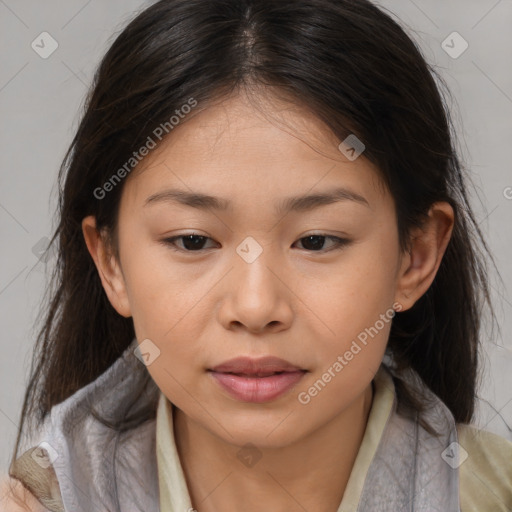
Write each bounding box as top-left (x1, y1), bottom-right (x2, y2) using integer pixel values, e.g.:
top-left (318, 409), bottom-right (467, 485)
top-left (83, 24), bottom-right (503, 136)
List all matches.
top-left (209, 355), bottom-right (306, 375)
top-left (207, 369), bottom-right (307, 403)
top-left (207, 355), bottom-right (307, 402)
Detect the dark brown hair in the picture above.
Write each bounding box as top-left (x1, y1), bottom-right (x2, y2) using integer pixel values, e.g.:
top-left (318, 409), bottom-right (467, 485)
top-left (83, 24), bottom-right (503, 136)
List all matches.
top-left (11, 0), bottom-right (502, 467)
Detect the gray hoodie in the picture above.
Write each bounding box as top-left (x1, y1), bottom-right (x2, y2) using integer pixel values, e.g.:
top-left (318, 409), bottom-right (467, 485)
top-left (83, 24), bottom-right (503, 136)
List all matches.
top-left (9, 338), bottom-right (461, 511)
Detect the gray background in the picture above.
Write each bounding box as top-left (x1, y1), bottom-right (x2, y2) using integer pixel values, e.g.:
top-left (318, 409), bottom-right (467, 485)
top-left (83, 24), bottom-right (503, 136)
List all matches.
top-left (1, 0), bottom-right (511, 473)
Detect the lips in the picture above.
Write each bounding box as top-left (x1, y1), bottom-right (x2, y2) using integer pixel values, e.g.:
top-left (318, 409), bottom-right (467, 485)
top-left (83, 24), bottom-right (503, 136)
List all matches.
top-left (209, 355), bottom-right (304, 375)
top-left (208, 356), bottom-right (307, 403)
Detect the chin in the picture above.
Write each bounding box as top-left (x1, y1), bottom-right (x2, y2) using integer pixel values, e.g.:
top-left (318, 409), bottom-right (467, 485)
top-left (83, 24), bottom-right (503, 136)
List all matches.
top-left (214, 418), bottom-right (306, 450)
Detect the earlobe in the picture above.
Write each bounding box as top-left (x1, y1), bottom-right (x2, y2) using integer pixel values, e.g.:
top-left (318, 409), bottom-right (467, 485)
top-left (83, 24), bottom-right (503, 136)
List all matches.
top-left (394, 202), bottom-right (454, 311)
top-left (81, 216), bottom-right (132, 318)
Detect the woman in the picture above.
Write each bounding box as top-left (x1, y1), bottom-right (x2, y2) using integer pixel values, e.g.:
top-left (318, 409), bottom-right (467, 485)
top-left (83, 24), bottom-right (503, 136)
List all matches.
top-left (3, 0), bottom-right (511, 510)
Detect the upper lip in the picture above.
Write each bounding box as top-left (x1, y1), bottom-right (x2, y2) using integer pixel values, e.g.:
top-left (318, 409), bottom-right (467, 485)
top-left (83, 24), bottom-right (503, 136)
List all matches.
top-left (209, 356), bottom-right (305, 375)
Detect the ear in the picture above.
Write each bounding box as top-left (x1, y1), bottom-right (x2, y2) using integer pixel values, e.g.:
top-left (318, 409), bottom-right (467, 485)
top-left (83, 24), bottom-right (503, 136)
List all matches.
top-left (81, 215), bottom-right (132, 318)
top-left (394, 202), bottom-right (455, 311)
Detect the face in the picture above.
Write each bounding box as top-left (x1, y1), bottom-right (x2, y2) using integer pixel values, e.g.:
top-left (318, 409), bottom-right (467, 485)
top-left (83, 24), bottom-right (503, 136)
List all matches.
top-left (83, 90), bottom-right (446, 449)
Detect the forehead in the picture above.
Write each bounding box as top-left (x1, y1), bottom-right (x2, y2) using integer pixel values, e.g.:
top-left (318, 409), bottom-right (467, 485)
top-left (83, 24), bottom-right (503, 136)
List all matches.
top-left (121, 91), bottom-right (388, 213)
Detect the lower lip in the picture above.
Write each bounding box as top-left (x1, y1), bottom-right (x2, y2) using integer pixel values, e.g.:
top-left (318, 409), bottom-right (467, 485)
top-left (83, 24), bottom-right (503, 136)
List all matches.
top-left (209, 370), bottom-right (306, 403)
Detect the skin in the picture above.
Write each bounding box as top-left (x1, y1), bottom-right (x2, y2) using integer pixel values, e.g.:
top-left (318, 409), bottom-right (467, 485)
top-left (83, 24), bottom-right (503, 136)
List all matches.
top-left (82, 88), bottom-right (454, 512)
top-left (0, 478), bottom-right (48, 511)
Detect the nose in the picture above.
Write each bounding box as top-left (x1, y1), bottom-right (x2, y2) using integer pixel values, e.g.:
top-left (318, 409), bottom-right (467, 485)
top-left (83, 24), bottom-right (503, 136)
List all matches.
top-left (217, 248), bottom-right (294, 335)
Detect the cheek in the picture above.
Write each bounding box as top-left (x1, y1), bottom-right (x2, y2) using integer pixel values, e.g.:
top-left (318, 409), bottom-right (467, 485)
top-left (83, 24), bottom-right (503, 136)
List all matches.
top-left (140, 351), bottom-right (198, 417)
top-left (316, 247), bottom-right (397, 319)
top-left (120, 240), bottom-right (199, 328)
top-left (121, 244), bottom-right (213, 377)
top-left (308, 238), bottom-right (398, 365)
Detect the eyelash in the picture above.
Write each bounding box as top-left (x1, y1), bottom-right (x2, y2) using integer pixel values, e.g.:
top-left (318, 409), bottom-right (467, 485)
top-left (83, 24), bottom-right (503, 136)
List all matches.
top-left (160, 233), bottom-right (351, 254)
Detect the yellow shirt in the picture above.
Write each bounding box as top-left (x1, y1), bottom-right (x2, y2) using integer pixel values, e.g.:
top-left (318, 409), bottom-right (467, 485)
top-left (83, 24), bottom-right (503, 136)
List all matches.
top-left (156, 366), bottom-right (512, 511)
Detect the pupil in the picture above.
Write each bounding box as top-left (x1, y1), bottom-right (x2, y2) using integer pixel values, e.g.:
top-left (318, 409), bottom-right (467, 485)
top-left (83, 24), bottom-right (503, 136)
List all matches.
top-left (183, 235), bottom-right (206, 251)
top-left (303, 235), bottom-right (325, 251)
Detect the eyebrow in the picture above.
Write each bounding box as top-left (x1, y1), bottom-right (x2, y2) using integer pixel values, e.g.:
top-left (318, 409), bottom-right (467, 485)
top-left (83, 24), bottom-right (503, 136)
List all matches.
top-left (143, 186), bottom-right (370, 214)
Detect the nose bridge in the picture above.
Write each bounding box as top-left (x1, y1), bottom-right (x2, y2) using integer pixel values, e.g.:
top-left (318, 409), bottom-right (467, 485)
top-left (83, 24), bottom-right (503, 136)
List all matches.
top-left (221, 234), bottom-right (292, 331)
top-left (233, 234), bottom-right (279, 298)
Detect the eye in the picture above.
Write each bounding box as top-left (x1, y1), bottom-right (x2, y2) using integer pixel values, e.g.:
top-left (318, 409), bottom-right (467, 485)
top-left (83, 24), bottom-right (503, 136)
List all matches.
top-left (161, 233), bottom-right (217, 252)
top-left (161, 233), bottom-right (350, 253)
top-left (293, 234), bottom-right (350, 252)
